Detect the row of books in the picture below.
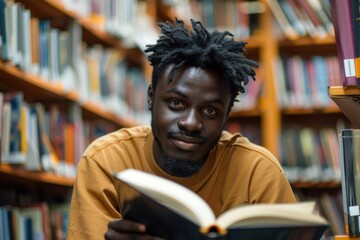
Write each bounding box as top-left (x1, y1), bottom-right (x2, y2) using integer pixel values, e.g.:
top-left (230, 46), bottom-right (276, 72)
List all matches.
top-left (84, 45), bottom-right (150, 123)
top-left (0, 0), bottom-right (151, 125)
top-left (0, 202), bottom-right (69, 240)
top-left (51, 0), bottom-right (139, 38)
top-left (0, 91), bottom-right (116, 177)
top-left (47, 0), bottom-right (158, 51)
top-left (268, 0), bottom-right (333, 40)
top-left (280, 125), bottom-right (342, 183)
top-left (275, 55), bottom-right (340, 108)
top-left (0, 0), bottom-right (33, 72)
top-left (225, 120), bottom-right (345, 184)
top-left (164, 0), bottom-right (263, 39)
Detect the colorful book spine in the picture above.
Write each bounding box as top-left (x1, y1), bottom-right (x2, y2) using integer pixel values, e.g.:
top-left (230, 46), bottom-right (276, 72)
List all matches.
top-left (330, 0), bottom-right (357, 87)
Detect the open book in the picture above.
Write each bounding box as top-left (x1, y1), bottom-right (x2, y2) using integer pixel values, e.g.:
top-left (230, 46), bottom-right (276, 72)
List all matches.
top-left (114, 169), bottom-right (329, 240)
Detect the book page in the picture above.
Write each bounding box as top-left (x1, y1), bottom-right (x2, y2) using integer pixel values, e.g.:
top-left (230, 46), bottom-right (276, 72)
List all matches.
top-left (216, 201), bottom-right (327, 229)
top-left (114, 169), bottom-right (216, 227)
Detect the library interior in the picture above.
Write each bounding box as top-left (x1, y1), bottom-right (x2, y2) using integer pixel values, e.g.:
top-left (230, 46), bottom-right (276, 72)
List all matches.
top-left (0, 0), bottom-right (359, 239)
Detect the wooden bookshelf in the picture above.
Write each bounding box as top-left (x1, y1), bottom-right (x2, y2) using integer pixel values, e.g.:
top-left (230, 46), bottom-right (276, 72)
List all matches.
top-left (329, 86), bottom-right (360, 96)
top-left (329, 86), bottom-right (360, 128)
top-left (335, 236), bottom-right (360, 240)
top-left (0, 60), bottom-right (138, 127)
top-left (0, 164), bottom-right (74, 187)
top-left (0, 1), bottom-right (148, 237)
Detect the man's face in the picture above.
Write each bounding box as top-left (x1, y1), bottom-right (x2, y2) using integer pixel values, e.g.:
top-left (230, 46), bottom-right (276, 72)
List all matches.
top-left (148, 66), bottom-right (232, 176)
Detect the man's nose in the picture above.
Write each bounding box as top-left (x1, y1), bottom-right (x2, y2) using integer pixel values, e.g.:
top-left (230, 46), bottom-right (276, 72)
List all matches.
top-left (177, 109), bottom-right (202, 132)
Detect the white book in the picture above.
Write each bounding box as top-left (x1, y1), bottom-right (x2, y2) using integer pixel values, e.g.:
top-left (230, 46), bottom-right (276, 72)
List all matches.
top-left (113, 169), bottom-right (329, 239)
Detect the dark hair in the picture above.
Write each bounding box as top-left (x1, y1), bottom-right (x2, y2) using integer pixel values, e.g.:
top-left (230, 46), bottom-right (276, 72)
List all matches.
top-left (145, 18), bottom-right (258, 104)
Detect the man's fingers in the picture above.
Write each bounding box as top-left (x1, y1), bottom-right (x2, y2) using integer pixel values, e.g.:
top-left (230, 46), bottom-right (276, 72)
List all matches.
top-left (108, 219), bottom-right (146, 233)
top-left (105, 219), bottom-right (166, 240)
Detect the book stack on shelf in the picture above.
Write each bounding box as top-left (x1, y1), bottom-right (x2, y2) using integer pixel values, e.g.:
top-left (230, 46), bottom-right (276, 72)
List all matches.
top-left (0, 0), bottom-right (152, 125)
top-left (160, 0), bottom-right (265, 40)
top-left (267, 0), bottom-right (334, 40)
top-left (275, 54), bottom-right (339, 109)
top-left (0, 202), bottom-right (69, 240)
top-left (328, 0), bottom-right (360, 239)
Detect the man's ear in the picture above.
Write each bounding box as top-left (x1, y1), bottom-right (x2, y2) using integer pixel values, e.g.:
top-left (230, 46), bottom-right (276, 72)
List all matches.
top-left (147, 84), bottom-right (153, 111)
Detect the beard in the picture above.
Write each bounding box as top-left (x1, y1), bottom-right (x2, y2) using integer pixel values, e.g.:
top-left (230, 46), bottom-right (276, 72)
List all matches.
top-left (155, 148), bottom-right (206, 177)
top-left (151, 119), bottom-right (221, 177)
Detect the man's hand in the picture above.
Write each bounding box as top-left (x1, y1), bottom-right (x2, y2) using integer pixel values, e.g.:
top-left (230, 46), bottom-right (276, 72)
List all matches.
top-left (104, 219), bottom-right (165, 240)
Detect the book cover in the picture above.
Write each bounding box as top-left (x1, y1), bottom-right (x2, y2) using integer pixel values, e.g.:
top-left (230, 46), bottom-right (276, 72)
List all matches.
top-left (114, 169), bottom-right (329, 240)
top-left (330, 0), bottom-right (357, 87)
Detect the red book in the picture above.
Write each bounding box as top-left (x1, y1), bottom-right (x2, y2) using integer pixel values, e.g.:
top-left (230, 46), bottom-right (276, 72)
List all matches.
top-left (330, 0), bottom-right (357, 87)
top-left (350, 0), bottom-right (360, 86)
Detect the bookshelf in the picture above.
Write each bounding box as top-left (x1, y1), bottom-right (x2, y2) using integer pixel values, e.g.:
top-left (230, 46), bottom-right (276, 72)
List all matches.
top-left (328, 86), bottom-right (360, 128)
top-left (0, 0), bottom-right (153, 238)
top-left (0, 2), bottom-right (149, 162)
top-left (0, 164), bottom-right (74, 186)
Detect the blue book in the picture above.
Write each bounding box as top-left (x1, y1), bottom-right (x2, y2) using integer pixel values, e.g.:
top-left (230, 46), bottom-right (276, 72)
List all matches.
top-left (0, 0), bottom-right (7, 60)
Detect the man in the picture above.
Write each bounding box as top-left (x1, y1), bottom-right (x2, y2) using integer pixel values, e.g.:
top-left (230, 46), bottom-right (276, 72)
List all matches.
top-left (67, 19), bottom-right (296, 240)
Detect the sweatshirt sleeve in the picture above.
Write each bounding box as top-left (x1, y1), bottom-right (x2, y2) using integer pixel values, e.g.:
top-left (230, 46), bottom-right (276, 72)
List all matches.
top-left (66, 155), bottom-right (120, 240)
top-left (248, 155), bottom-right (297, 204)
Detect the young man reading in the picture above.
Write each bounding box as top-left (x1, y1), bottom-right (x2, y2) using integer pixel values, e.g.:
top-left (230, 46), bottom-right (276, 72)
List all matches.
top-left (67, 19), bottom-right (296, 240)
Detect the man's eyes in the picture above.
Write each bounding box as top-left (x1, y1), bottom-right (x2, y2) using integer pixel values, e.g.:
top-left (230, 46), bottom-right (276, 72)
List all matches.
top-left (168, 99), bottom-right (184, 110)
top-left (203, 107), bottom-right (217, 118)
top-left (168, 99), bottom-right (218, 118)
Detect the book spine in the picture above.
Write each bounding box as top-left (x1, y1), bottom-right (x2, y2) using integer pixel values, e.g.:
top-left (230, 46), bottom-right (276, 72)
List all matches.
top-left (330, 0), bottom-right (357, 87)
top-left (350, 0), bottom-right (360, 87)
top-left (0, 0), bottom-right (8, 60)
top-left (340, 129), bottom-right (360, 236)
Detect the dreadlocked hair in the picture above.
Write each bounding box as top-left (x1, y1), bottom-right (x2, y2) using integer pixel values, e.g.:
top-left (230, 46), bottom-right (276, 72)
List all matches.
top-left (144, 18), bottom-right (258, 102)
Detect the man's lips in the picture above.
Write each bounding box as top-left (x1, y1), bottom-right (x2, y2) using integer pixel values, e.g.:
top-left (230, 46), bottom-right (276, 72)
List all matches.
top-left (172, 139), bottom-right (199, 151)
top-left (170, 135), bottom-right (204, 151)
